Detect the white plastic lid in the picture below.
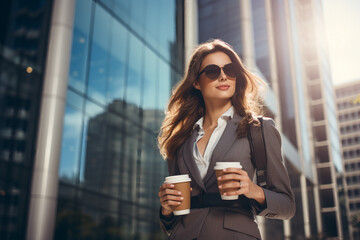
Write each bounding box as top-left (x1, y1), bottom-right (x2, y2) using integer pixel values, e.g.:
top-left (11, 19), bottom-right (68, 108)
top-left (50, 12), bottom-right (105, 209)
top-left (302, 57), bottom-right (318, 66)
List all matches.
top-left (165, 174), bottom-right (191, 184)
top-left (214, 162), bottom-right (242, 170)
top-left (173, 209), bottom-right (190, 215)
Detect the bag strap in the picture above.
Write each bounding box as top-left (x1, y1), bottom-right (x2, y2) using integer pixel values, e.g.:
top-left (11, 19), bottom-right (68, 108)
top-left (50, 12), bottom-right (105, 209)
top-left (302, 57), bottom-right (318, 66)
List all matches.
top-left (247, 116), bottom-right (267, 188)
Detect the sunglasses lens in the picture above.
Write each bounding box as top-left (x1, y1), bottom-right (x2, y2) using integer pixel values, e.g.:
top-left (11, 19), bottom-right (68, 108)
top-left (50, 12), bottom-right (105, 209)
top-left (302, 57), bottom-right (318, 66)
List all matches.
top-left (223, 64), bottom-right (237, 78)
top-left (204, 65), bottom-right (221, 79)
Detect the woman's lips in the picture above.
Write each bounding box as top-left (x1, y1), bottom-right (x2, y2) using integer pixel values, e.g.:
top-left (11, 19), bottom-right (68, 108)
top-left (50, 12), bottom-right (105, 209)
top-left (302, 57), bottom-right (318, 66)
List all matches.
top-left (216, 85), bottom-right (230, 90)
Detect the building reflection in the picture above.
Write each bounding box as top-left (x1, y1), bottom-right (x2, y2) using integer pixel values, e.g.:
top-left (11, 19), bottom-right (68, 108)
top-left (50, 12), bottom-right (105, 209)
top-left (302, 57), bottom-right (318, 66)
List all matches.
top-left (55, 99), bottom-right (168, 240)
top-left (54, 0), bottom-right (183, 239)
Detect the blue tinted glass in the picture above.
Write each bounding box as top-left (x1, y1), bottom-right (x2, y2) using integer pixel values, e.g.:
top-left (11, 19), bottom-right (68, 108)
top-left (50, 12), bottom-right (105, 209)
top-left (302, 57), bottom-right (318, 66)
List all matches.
top-left (81, 110), bottom-right (126, 195)
top-left (130, 0), bottom-right (146, 36)
top-left (79, 115), bottom-right (89, 184)
top-left (57, 0), bottom-right (183, 238)
top-left (143, 109), bottom-right (158, 132)
top-left (65, 89), bottom-right (84, 110)
top-left (139, 129), bottom-right (155, 204)
top-left (123, 120), bottom-right (140, 201)
top-left (142, 48), bottom-right (157, 110)
top-left (272, 0), bottom-right (297, 147)
top-left (69, 0), bottom-right (92, 93)
top-left (145, 0), bottom-right (160, 52)
top-left (252, 0), bottom-right (271, 84)
top-left (80, 100), bottom-right (106, 187)
top-left (288, 0), bottom-right (313, 177)
top-left (126, 34), bottom-right (143, 107)
top-left (157, 0), bottom-right (176, 60)
top-left (158, 59), bottom-right (171, 110)
top-left (198, 0), bottom-right (242, 55)
top-left (59, 105), bottom-right (84, 183)
top-left (84, 99), bottom-right (105, 119)
top-left (140, 129), bottom-right (168, 203)
top-left (88, 5), bottom-right (111, 104)
top-left (100, 0), bottom-right (131, 26)
top-left (107, 21), bottom-right (128, 104)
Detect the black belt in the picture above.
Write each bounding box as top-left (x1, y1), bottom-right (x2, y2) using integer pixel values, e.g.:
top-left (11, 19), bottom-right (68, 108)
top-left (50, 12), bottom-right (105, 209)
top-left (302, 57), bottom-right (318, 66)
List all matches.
top-left (191, 192), bottom-right (252, 210)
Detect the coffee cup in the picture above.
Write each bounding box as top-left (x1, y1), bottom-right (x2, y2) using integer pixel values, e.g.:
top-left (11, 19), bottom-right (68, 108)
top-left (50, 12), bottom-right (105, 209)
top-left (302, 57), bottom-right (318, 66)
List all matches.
top-left (164, 174), bottom-right (191, 215)
top-left (214, 162), bottom-right (242, 200)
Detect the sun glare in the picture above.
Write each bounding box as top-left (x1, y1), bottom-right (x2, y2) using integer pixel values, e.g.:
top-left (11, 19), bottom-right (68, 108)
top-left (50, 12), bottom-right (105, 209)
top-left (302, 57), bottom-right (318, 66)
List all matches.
top-left (322, 0), bottom-right (360, 85)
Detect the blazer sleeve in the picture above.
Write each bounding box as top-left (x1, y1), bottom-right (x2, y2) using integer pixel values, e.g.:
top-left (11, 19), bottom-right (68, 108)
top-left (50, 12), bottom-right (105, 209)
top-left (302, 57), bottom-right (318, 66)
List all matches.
top-left (159, 157), bottom-right (180, 235)
top-left (251, 118), bottom-right (296, 220)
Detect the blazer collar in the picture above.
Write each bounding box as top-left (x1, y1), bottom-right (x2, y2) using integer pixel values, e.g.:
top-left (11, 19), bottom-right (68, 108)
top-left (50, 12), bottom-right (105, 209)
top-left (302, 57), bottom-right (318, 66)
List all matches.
top-left (182, 129), bottom-right (206, 190)
top-left (202, 114), bottom-right (241, 184)
top-left (182, 114), bottom-right (242, 191)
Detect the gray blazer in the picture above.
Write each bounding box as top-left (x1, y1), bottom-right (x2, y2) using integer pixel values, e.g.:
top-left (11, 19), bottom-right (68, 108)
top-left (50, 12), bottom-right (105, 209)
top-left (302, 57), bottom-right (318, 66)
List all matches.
top-left (160, 115), bottom-right (296, 240)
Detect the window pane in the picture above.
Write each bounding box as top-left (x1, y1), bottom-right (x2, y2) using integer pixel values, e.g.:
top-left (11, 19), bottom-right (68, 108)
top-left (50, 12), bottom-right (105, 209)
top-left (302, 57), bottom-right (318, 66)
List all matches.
top-left (107, 21), bottom-right (128, 105)
top-left (126, 34), bottom-right (143, 108)
top-left (158, 59), bottom-right (171, 110)
top-left (100, 0), bottom-right (131, 26)
top-left (88, 5), bottom-right (111, 105)
top-left (68, 0), bottom-right (92, 93)
top-left (145, 0), bottom-right (160, 52)
top-left (157, 0), bottom-right (176, 60)
top-left (130, 0), bottom-right (146, 36)
top-left (59, 105), bottom-right (83, 183)
top-left (142, 48), bottom-right (157, 110)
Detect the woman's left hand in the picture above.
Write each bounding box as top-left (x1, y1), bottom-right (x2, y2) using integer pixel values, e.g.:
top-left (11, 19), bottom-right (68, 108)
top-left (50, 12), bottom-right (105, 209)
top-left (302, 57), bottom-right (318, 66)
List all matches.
top-left (217, 168), bottom-right (266, 205)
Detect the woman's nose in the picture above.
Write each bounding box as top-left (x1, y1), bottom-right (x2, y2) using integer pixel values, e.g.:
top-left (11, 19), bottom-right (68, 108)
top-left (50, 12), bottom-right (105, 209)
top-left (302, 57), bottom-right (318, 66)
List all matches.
top-left (218, 69), bottom-right (227, 81)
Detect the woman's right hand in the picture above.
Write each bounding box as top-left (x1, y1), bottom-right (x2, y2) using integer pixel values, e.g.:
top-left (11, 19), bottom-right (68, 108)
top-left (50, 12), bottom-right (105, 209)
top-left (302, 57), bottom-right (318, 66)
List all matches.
top-left (158, 183), bottom-right (183, 216)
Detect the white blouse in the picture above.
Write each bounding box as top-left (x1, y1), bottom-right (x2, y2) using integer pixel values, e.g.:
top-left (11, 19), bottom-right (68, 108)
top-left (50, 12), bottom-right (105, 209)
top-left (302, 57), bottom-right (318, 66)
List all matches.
top-left (193, 106), bottom-right (234, 180)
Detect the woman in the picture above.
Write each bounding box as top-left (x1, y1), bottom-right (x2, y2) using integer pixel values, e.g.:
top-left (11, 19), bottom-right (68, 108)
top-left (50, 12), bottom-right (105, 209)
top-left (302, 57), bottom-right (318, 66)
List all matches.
top-left (158, 39), bottom-right (295, 240)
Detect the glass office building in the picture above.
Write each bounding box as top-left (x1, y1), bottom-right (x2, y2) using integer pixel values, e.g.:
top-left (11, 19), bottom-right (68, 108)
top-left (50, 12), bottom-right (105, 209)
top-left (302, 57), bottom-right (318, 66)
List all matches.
top-left (56, 0), bottom-right (184, 239)
top-left (336, 80), bottom-right (360, 240)
top-left (0, 0), bottom-right (347, 239)
top-left (1, 0), bottom-right (184, 239)
top-left (198, 0), bottom-right (243, 57)
top-left (293, 0), bottom-right (343, 237)
top-left (0, 1), bottom-right (53, 239)
top-left (197, 0), bottom-right (343, 239)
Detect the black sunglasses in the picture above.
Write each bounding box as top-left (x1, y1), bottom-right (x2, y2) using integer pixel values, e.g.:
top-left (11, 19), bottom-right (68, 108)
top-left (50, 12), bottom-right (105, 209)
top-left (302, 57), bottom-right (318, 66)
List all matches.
top-left (197, 63), bottom-right (239, 80)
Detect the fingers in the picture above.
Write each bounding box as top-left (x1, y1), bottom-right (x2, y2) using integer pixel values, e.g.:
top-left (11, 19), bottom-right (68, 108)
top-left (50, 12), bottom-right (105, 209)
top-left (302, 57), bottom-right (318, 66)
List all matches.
top-left (217, 168), bottom-right (248, 182)
top-left (159, 183), bottom-right (175, 192)
top-left (220, 181), bottom-right (250, 196)
top-left (217, 168), bottom-right (251, 197)
top-left (219, 180), bottom-right (245, 190)
top-left (219, 180), bottom-right (240, 189)
top-left (159, 188), bottom-right (182, 198)
top-left (160, 195), bottom-right (184, 204)
top-left (223, 168), bottom-right (248, 175)
top-left (217, 174), bottom-right (249, 184)
top-left (158, 183), bottom-right (184, 211)
top-left (159, 183), bottom-right (178, 196)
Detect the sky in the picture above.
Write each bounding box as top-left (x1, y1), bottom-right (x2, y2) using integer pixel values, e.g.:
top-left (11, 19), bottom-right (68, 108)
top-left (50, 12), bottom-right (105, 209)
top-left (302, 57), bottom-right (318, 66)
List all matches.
top-left (322, 0), bottom-right (360, 85)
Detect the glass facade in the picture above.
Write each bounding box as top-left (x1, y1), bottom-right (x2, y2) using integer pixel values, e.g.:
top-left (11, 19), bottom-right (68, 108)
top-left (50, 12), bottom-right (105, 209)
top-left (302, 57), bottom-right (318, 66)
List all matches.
top-left (251, 0), bottom-right (272, 86)
top-left (335, 81), bottom-right (359, 240)
top-left (271, 0), bottom-right (298, 148)
top-left (287, 0), bottom-right (313, 179)
top-left (55, 0), bottom-right (184, 239)
top-left (294, 0), bottom-right (343, 237)
top-left (0, 0), bottom-right (53, 239)
top-left (286, 161), bottom-right (305, 239)
top-left (198, 0), bottom-right (243, 56)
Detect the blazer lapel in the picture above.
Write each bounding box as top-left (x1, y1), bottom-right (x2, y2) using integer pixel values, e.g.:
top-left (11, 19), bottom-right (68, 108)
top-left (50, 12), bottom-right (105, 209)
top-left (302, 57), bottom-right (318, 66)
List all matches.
top-left (203, 114), bottom-right (241, 184)
top-left (182, 129), bottom-right (206, 190)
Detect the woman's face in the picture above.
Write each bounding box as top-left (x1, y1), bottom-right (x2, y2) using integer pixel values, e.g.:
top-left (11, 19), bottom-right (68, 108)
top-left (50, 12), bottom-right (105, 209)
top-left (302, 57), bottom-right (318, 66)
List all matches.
top-left (194, 51), bottom-right (236, 105)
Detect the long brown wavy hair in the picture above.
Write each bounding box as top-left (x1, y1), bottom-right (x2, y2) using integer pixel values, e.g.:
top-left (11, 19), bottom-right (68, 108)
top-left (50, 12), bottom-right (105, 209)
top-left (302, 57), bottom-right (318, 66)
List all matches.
top-left (158, 39), bottom-right (266, 161)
